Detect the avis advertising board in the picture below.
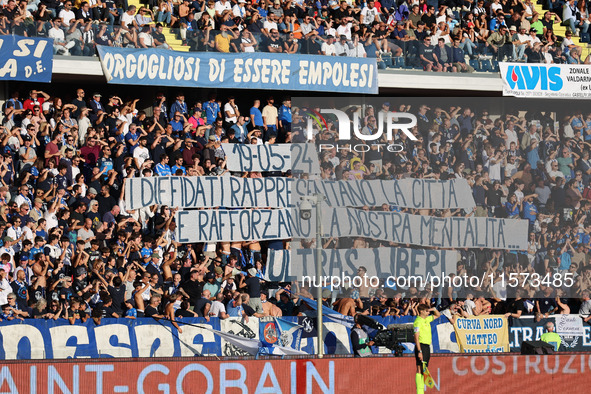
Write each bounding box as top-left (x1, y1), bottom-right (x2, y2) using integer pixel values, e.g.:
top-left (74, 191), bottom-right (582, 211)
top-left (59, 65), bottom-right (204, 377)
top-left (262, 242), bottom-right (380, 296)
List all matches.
top-left (500, 62), bottom-right (591, 98)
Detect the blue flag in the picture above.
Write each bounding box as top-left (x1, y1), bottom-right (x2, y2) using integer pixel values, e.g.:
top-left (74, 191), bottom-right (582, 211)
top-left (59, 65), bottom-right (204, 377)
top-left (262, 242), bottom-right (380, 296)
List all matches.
top-left (259, 319), bottom-right (280, 348)
top-left (275, 317), bottom-right (302, 351)
top-left (259, 318), bottom-right (303, 352)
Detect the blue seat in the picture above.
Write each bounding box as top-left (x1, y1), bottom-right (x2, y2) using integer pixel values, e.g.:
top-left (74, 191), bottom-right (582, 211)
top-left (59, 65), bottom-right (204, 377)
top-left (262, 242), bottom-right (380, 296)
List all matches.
top-left (480, 59), bottom-right (493, 72)
top-left (392, 56), bottom-right (405, 68)
top-left (469, 59), bottom-right (480, 71)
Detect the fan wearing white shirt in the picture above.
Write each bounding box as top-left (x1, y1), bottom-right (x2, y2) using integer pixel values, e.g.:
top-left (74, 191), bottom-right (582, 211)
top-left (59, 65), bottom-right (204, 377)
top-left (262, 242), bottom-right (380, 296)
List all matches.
top-left (215, 0), bottom-right (232, 19)
top-left (321, 35), bottom-right (337, 56)
top-left (58, 1), bottom-right (76, 26)
top-left (233, 0), bottom-right (246, 18)
top-left (224, 97), bottom-right (240, 124)
top-left (361, 0), bottom-right (380, 26)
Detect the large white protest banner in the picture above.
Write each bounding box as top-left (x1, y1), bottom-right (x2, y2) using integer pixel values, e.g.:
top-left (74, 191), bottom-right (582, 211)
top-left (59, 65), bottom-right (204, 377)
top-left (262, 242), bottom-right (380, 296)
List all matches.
top-left (264, 248), bottom-right (458, 282)
top-left (126, 176), bottom-right (475, 210)
top-left (293, 178), bottom-right (475, 210)
top-left (174, 209), bottom-right (296, 243)
top-left (174, 207), bottom-right (527, 249)
top-left (222, 143), bottom-right (320, 173)
top-left (124, 176), bottom-right (292, 210)
top-left (312, 208), bottom-right (528, 250)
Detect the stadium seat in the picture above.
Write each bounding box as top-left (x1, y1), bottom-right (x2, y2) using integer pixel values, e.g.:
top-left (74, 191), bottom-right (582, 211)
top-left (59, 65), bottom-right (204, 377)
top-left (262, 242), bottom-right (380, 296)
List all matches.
top-left (469, 59), bottom-right (480, 72)
top-left (480, 59), bottom-right (493, 72)
top-left (393, 56), bottom-right (405, 68)
top-left (491, 60), bottom-right (500, 72)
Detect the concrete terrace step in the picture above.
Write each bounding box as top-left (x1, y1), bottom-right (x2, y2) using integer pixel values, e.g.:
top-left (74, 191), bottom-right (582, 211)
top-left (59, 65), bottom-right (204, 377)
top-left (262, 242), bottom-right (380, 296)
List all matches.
top-left (532, 2), bottom-right (590, 58)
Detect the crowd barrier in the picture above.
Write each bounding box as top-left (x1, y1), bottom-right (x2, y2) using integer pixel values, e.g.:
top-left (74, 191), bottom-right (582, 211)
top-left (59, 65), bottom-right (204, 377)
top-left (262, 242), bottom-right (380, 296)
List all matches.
top-left (0, 315), bottom-right (453, 360)
top-left (2, 314), bottom-right (588, 360)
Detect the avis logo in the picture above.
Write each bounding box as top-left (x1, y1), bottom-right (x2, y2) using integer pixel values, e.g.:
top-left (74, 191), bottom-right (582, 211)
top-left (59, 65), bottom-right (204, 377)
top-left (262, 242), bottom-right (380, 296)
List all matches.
top-left (506, 65), bottom-right (563, 91)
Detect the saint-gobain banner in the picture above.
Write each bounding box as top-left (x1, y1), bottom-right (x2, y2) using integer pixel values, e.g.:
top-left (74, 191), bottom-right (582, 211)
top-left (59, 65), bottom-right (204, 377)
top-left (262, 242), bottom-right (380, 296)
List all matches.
top-left (96, 46), bottom-right (378, 94)
top-left (0, 36), bottom-right (53, 83)
top-left (264, 248), bottom-right (458, 282)
top-left (500, 62), bottom-right (591, 98)
top-left (2, 355), bottom-right (590, 393)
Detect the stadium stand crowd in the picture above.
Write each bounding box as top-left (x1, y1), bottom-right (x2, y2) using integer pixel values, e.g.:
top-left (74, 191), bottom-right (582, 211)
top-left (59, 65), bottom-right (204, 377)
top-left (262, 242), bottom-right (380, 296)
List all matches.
top-left (2, 0), bottom-right (591, 71)
top-left (0, 90), bottom-right (591, 326)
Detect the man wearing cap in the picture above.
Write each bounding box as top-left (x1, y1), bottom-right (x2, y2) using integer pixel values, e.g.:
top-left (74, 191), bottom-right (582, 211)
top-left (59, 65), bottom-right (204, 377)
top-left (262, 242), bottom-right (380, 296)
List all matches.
top-left (321, 35), bottom-right (337, 56)
top-left (239, 268), bottom-right (264, 314)
top-left (203, 271), bottom-right (221, 297)
top-left (527, 28), bottom-right (541, 47)
top-left (233, 0), bottom-right (246, 18)
top-left (89, 92), bottom-right (103, 118)
top-left (19, 135), bottom-right (37, 172)
top-left (145, 252), bottom-right (163, 286)
top-left (335, 34), bottom-right (350, 56)
top-left (512, 26), bottom-right (529, 61)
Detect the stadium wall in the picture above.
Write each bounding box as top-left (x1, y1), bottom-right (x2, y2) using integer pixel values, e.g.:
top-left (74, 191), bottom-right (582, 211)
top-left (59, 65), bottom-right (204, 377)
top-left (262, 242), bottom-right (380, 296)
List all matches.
top-left (2, 57), bottom-right (504, 97)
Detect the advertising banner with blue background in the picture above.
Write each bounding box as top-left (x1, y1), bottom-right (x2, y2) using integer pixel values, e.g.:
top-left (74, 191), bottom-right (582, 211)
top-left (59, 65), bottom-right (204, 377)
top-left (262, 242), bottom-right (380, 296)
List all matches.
top-left (96, 46), bottom-right (378, 94)
top-left (0, 315), bottom-right (456, 360)
top-left (500, 62), bottom-right (591, 98)
top-left (0, 36), bottom-right (53, 83)
top-left (509, 316), bottom-right (591, 352)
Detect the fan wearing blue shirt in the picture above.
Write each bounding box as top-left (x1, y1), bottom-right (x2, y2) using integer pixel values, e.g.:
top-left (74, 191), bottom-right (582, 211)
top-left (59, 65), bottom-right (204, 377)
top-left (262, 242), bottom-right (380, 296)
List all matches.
top-left (169, 93), bottom-right (188, 119)
top-left (169, 112), bottom-right (185, 136)
top-left (504, 194), bottom-right (521, 218)
top-left (171, 157), bottom-right (186, 175)
top-left (250, 100), bottom-right (264, 129)
top-left (522, 196), bottom-right (538, 230)
top-left (204, 95), bottom-right (221, 125)
top-left (155, 154), bottom-right (172, 176)
top-left (125, 124), bottom-right (141, 154)
top-left (278, 99), bottom-right (292, 135)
